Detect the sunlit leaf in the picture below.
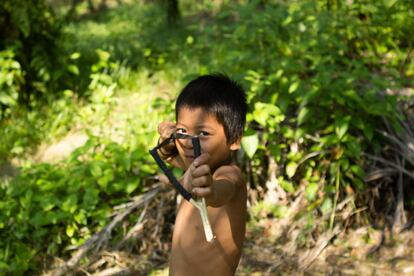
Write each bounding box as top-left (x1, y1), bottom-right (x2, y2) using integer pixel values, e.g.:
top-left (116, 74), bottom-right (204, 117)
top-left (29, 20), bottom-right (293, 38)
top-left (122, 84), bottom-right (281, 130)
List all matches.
top-left (286, 162), bottom-right (298, 178)
top-left (66, 224), bottom-right (76, 238)
top-left (384, 0), bottom-right (398, 8)
top-left (252, 102), bottom-right (282, 126)
top-left (126, 181), bottom-right (139, 194)
top-left (67, 65), bottom-right (79, 76)
top-left (320, 198), bottom-right (332, 215)
top-left (335, 116), bottom-right (351, 140)
top-left (280, 178), bottom-right (295, 193)
top-left (186, 36), bottom-right (194, 44)
top-left (288, 81), bottom-right (300, 94)
top-left (70, 52), bottom-right (81, 60)
top-left (305, 183), bottom-right (319, 201)
top-left (297, 107), bottom-right (309, 125)
top-left (90, 162), bottom-right (102, 178)
top-left (241, 130), bottom-right (259, 158)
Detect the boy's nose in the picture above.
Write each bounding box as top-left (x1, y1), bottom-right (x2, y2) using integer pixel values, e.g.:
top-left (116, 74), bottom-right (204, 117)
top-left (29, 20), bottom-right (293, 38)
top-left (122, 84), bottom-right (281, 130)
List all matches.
top-left (181, 137), bottom-right (193, 149)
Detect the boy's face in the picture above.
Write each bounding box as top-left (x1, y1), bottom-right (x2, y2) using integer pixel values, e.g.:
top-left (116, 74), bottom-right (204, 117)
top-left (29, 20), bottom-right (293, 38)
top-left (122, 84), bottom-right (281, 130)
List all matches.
top-left (175, 107), bottom-right (240, 170)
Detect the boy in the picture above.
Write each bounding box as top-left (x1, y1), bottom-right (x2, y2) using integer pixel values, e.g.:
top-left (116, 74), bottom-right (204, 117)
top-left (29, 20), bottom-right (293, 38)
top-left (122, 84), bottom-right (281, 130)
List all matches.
top-left (156, 74), bottom-right (248, 275)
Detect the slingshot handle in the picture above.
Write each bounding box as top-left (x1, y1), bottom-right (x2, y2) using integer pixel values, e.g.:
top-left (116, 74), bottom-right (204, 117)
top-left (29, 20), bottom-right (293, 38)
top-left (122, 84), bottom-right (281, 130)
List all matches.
top-left (191, 136), bottom-right (215, 242)
top-left (192, 137), bottom-right (201, 158)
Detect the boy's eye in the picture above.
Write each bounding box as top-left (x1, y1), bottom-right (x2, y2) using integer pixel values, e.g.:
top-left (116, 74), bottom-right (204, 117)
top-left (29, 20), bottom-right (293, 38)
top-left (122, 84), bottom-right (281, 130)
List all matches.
top-left (176, 128), bottom-right (186, 134)
top-left (199, 131), bottom-right (210, 137)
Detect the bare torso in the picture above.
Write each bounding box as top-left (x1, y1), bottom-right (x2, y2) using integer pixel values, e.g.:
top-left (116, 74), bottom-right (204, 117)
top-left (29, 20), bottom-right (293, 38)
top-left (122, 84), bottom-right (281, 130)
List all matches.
top-left (169, 175), bottom-right (247, 276)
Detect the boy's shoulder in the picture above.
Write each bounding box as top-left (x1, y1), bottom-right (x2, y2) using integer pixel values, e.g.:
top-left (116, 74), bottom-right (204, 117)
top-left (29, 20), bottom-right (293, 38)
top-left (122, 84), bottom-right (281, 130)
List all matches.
top-left (213, 163), bottom-right (244, 186)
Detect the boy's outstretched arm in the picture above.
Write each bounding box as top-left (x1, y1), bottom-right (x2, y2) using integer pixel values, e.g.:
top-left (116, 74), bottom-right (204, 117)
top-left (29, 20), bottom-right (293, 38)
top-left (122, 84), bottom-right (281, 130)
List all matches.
top-left (189, 154), bottom-right (243, 207)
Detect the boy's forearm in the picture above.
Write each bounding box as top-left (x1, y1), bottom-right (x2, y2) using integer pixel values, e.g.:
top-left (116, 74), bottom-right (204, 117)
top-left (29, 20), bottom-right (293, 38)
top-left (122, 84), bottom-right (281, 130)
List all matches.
top-left (206, 179), bottom-right (236, 207)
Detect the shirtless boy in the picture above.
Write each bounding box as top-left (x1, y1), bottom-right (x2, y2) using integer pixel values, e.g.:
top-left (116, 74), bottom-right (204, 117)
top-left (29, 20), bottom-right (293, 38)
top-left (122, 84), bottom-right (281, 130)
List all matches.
top-left (156, 74), bottom-right (248, 276)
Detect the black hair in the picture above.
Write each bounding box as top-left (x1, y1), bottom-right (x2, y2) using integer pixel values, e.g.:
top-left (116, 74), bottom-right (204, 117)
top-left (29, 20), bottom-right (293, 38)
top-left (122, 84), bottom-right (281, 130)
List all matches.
top-left (175, 73), bottom-right (247, 145)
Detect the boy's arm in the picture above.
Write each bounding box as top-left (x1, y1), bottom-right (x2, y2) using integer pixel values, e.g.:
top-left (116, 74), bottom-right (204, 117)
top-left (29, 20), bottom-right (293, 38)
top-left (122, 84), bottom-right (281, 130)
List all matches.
top-left (190, 157), bottom-right (243, 207)
top-left (207, 165), bottom-right (244, 207)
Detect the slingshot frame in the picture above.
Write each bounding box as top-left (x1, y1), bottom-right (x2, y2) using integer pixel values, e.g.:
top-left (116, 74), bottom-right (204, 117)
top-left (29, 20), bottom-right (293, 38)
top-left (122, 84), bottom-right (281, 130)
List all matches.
top-left (149, 133), bottom-right (215, 242)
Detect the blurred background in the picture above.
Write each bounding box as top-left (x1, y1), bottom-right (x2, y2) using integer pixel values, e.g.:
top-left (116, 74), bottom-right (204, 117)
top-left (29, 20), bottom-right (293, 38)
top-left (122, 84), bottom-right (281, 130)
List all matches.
top-left (1, 0), bottom-right (413, 274)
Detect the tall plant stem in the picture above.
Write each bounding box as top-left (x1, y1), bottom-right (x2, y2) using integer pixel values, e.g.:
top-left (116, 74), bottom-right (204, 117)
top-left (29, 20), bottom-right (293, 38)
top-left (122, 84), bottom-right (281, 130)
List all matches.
top-left (330, 166), bottom-right (340, 230)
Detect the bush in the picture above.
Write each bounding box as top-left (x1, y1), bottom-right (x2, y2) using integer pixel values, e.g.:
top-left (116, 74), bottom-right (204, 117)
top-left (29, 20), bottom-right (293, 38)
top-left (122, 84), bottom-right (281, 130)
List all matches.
top-left (0, 134), bottom-right (158, 274)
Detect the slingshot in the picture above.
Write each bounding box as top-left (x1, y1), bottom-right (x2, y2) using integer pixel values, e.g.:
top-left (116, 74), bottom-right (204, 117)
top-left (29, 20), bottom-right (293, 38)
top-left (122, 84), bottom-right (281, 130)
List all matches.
top-left (149, 133), bottom-right (215, 242)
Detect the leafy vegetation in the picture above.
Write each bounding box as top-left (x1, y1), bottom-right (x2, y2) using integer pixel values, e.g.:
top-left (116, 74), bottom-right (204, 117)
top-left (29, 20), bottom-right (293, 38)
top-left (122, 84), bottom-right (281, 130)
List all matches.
top-left (0, 0), bottom-right (413, 274)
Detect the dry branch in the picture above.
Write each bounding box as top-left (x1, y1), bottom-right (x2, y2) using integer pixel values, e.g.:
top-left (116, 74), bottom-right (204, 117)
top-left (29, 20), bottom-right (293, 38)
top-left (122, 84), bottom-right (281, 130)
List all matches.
top-left (298, 226), bottom-right (342, 271)
top-left (363, 153), bottom-right (414, 180)
top-left (46, 184), bottom-right (164, 276)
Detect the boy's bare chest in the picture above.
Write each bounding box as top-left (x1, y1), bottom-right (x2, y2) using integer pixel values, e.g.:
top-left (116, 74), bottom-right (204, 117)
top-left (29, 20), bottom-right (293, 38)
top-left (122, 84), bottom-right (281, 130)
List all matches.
top-left (173, 197), bottom-right (246, 247)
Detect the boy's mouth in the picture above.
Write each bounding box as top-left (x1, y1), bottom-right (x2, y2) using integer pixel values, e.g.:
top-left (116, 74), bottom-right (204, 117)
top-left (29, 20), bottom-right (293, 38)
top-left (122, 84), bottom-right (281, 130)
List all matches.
top-left (185, 155), bottom-right (195, 160)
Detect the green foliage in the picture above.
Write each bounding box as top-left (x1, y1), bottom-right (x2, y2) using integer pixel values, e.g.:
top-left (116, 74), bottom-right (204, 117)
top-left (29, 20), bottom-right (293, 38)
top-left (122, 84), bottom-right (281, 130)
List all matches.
top-left (0, 45), bottom-right (172, 273)
top-left (1, 0), bottom-right (413, 273)
top-left (148, 0), bottom-right (411, 231)
top-left (0, 0), bottom-right (80, 112)
top-left (0, 134), bottom-right (158, 273)
top-left (0, 49), bottom-right (116, 161)
top-left (230, 0), bottom-right (411, 231)
top-left (0, 49), bottom-right (23, 116)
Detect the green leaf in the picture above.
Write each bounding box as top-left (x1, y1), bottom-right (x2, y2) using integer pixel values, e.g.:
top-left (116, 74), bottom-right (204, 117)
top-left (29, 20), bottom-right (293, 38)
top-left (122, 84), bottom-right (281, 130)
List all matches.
top-left (126, 181), bottom-right (139, 194)
top-left (320, 198), bottom-right (332, 215)
top-left (0, 262), bottom-right (9, 270)
top-left (0, 92), bottom-right (18, 106)
top-left (67, 65), bottom-right (79, 76)
top-left (271, 205), bottom-right (289, 218)
top-left (252, 102), bottom-right (282, 126)
top-left (305, 183), bottom-right (319, 201)
top-left (384, 0), bottom-right (398, 8)
top-left (90, 162), bottom-right (102, 177)
top-left (11, 2), bottom-right (30, 37)
top-left (66, 224), bottom-right (76, 238)
top-left (241, 130), bottom-right (259, 158)
top-left (288, 81), bottom-right (300, 94)
top-left (186, 36), bottom-right (194, 45)
top-left (350, 165), bottom-right (365, 179)
top-left (70, 52), bottom-right (81, 60)
top-left (297, 107), bottom-right (309, 125)
top-left (74, 210), bottom-right (87, 225)
top-left (41, 199), bottom-right (56, 211)
top-left (335, 116), bottom-right (351, 140)
top-left (269, 144), bottom-right (281, 161)
top-left (83, 188), bottom-right (99, 208)
top-left (363, 124), bottom-right (374, 141)
top-left (280, 178), bottom-right (295, 193)
top-left (347, 141), bottom-right (361, 158)
top-left (286, 162), bottom-right (298, 178)
top-left (61, 195), bottom-right (78, 213)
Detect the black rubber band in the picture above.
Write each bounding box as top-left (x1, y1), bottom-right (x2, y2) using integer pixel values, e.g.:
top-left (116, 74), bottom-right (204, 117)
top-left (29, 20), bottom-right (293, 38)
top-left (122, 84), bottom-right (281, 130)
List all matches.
top-left (149, 148), bottom-right (192, 201)
top-left (149, 134), bottom-right (201, 202)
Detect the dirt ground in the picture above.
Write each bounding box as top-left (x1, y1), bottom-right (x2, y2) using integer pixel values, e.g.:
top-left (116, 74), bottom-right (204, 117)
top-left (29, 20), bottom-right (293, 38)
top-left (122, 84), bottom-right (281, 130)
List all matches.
top-left (237, 219), bottom-right (414, 275)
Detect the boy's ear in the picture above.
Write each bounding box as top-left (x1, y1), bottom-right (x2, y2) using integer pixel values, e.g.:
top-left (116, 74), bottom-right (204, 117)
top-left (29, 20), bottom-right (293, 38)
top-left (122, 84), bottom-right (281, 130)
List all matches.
top-left (229, 139), bottom-right (241, 151)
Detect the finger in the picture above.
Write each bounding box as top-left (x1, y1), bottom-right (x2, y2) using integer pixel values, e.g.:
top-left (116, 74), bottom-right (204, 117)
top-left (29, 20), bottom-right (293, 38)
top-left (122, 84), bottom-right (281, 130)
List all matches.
top-left (191, 164), bottom-right (211, 178)
top-left (193, 153), bottom-right (211, 167)
top-left (158, 174), bottom-right (171, 187)
top-left (192, 175), bottom-right (211, 188)
top-left (192, 187), bottom-right (212, 197)
top-left (158, 121), bottom-right (176, 138)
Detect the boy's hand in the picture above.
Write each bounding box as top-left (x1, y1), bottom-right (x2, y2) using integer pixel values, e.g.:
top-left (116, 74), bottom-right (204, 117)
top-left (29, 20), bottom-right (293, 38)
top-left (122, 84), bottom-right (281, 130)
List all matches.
top-left (157, 121), bottom-right (177, 159)
top-left (187, 153), bottom-right (214, 198)
top-left (158, 121), bottom-right (176, 141)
